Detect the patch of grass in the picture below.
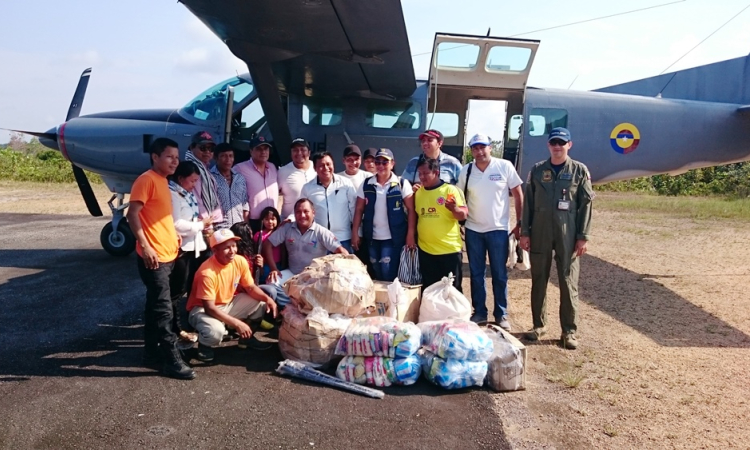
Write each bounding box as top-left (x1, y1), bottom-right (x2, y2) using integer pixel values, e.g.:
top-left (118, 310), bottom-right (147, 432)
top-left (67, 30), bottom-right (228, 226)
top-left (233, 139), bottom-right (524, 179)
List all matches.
top-left (0, 148), bottom-right (102, 184)
top-left (603, 424), bottom-right (619, 437)
top-left (597, 193), bottom-right (750, 221)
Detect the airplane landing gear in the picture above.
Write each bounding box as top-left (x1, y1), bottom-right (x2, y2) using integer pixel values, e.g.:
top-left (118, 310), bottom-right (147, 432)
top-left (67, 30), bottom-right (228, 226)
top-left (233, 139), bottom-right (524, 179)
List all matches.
top-left (100, 193), bottom-right (135, 256)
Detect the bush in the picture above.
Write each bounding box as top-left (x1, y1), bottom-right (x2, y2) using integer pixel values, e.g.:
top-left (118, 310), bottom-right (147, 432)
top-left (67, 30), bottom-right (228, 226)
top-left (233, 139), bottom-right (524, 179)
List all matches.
top-left (0, 148), bottom-right (102, 184)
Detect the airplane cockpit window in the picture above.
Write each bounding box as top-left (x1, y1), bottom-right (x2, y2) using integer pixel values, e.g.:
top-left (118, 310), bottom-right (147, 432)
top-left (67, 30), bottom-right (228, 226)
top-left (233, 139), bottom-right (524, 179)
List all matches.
top-left (367, 100), bottom-right (421, 129)
top-left (181, 77), bottom-right (254, 122)
top-left (435, 42), bottom-right (481, 70)
top-left (302, 98), bottom-right (343, 126)
top-left (486, 46), bottom-right (532, 72)
top-left (426, 112), bottom-right (459, 137)
top-left (528, 108), bottom-right (568, 136)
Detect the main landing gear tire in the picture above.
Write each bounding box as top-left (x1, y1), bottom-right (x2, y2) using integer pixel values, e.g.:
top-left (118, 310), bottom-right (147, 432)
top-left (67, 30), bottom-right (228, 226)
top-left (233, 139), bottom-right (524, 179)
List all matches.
top-left (100, 220), bottom-right (136, 257)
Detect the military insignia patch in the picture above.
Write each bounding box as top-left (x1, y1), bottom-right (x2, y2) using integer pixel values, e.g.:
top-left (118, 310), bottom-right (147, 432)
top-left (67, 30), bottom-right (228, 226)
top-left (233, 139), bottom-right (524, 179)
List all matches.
top-left (542, 170), bottom-right (553, 182)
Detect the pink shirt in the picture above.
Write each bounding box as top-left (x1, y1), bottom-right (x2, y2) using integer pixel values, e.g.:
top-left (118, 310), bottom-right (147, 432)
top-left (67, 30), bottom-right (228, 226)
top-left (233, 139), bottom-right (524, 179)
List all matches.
top-left (254, 229), bottom-right (282, 263)
top-left (234, 160), bottom-right (279, 220)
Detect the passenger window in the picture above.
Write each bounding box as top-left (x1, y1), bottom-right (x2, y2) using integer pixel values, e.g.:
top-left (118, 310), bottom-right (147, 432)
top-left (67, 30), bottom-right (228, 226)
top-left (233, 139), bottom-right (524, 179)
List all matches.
top-left (508, 115), bottom-right (523, 140)
top-left (302, 99), bottom-right (343, 126)
top-left (435, 42), bottom-right (480, 70)
top-left (367, 100), bottom-right (421, 129)
top-left (486, 46), bottom-right (532, 72)
top-left (528, 108), bottom-right (568, 136)
top-left (426, 112), bottom-right (459, 137)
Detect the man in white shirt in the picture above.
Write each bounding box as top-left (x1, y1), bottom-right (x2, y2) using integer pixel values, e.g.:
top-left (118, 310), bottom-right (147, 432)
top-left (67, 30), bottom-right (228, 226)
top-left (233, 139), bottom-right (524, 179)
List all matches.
top-left (278, 137), bottom-right (316, 219)
top-left (300, 152), bottom-right (357, 252)
top-left (458, 133), bottom-right (524, 331)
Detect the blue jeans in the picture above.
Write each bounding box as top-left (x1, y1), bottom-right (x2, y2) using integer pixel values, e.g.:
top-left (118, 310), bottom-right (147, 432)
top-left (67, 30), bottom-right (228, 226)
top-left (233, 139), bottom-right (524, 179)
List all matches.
top-left (339, 240), bottom-right (353, 254)
top-left (369, 239), bottom-right (398, 282)
top-left (465, 229), bottom-right (510, 320)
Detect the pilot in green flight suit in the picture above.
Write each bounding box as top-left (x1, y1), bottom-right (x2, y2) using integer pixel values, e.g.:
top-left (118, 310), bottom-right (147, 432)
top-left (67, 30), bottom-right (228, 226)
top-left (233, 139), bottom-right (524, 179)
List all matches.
top-left (519, 127), bottom-right (593, 350)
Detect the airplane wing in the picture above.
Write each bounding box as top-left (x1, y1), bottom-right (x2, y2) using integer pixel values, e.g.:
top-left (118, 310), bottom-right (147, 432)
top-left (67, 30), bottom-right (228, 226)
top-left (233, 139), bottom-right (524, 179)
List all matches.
top-left (180, 0), bottom-right (416, 99)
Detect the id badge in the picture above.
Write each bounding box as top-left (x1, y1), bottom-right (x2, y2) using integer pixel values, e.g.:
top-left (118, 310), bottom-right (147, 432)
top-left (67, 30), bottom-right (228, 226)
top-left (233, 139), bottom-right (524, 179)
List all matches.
top-left (557, 200), bottom-right (570, 211)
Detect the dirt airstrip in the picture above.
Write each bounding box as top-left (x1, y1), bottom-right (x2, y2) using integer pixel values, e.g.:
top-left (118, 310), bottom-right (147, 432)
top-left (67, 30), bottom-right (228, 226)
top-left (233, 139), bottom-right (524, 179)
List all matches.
top-left (2, 182), bottom-right (749, 449)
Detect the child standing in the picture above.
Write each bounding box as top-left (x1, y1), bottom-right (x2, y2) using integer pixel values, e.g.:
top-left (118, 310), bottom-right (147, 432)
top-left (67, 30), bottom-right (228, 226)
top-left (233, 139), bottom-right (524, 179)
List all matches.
top-left (253, 206), bottom-right (285, 282)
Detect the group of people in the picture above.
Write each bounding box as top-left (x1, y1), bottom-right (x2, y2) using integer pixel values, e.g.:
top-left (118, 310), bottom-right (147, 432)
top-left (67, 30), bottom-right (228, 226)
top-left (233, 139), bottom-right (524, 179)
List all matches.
top-left (129, 126), bottom-right (593, 380)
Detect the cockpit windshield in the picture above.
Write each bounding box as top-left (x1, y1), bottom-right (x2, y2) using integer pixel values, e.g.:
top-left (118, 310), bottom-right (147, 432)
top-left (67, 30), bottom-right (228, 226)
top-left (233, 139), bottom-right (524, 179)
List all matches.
top-left (181, 77), bottom-right (255, 122)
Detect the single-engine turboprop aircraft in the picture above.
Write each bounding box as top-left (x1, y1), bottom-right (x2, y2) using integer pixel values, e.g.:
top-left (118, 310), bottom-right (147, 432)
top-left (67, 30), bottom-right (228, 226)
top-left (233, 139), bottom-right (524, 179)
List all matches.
top-left (11, 0), bottom-right (750, 257)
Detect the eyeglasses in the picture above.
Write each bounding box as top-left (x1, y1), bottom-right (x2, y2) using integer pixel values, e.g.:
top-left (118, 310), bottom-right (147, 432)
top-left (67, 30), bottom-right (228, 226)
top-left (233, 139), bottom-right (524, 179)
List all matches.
top-left (374, 159), bottom-right (391, 166)
top-left (549, 139), bottom-right (568, 147)
top-left (199, 145), bottom-right (215, 152)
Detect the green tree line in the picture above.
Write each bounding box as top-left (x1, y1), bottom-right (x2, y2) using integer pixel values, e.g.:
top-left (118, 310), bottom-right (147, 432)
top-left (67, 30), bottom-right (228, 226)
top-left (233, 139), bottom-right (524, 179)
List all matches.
top-left (0, 135), bottom-right (102, 184)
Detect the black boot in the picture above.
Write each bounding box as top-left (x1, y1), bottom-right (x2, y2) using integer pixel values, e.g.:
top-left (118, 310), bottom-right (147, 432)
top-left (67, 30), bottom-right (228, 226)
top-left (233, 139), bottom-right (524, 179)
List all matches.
top-left (162, 345), bottom-right (196, 380)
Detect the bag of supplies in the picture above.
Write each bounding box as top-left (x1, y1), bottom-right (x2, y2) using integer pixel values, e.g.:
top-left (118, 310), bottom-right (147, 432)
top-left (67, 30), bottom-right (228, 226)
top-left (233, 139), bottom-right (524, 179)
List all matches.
top-left (397, 247), bottom-right (421, 285)
top-left (418, 274), bottom-right (471, 323)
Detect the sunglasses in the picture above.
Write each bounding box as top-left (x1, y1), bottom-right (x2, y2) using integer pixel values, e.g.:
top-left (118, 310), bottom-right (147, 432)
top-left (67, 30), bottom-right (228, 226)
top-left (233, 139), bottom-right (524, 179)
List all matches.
top-left (549, 139), bottom-right (568, 147)
top-left (374, 159), bottom-right (391, 165)
top-left (199, 145), bottom-right (215, 152)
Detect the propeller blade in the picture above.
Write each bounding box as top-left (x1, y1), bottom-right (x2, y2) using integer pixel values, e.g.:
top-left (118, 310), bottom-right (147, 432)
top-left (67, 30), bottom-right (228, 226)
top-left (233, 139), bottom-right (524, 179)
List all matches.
top-left (72, 164), bottom-right (103, 217)
top-left (0, 128), bottom-right (57, 141)
top-left (65, 68), bottom-right (92, 121)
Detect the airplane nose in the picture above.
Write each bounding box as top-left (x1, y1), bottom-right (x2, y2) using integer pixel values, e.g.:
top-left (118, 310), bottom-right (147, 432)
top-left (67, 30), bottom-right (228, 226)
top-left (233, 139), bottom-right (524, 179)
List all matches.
top-left (39, 127), bottom-right (59, 150)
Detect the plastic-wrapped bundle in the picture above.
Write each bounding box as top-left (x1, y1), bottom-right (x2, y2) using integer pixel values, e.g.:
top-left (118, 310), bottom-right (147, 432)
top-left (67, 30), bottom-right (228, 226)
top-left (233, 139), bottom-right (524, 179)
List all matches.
top-left (484, 327), bottom-right (525, 392)
top-left (335, 355), bottom-right (421, 387)
top-left (278, 305), bottom-right (351, 368)
top-left (418, 320), bottom-right (494, 361)
top-left (335, 317), bottom-right (421, 358)
top-left (420, 350), bottom-right (487, 389)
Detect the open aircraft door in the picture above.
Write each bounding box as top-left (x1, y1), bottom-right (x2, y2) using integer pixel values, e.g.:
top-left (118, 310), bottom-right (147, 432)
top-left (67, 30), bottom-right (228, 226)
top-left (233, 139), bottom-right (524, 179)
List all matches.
top-left (426, 33), bottom-right (539, 165)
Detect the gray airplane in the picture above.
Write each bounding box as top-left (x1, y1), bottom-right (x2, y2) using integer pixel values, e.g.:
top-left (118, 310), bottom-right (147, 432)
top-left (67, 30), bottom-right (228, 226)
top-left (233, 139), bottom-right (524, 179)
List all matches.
top-left (12, 0), bottom-right (750, 257)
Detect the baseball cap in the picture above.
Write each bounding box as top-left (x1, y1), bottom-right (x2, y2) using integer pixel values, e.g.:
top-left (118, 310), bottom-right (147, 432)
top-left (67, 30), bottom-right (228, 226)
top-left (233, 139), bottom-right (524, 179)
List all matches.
top-left (250, 136), bottom-right (272, 149)
top-left (468, 133), bottom-right (491, 147)
top-left (548, 127), bottom-right (572, 142)
top-left (343, 144), bottom-right (362, 157)
top-left (374, 148), bottom-right (394, 160)
top-left (290, 137), bottom-right (308, 148)
top-left (363, 147), bottom-right (378, 159)
top-left (419, 129), bottom-right (443, 141)
top-left (191, 131), bottom-right (215, 146)
top-left (209, 228), bottom-right (241, 248)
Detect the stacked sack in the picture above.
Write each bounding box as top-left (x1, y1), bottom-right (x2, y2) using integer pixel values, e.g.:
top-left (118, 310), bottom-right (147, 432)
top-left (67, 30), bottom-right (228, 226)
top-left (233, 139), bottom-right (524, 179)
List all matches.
top-left (279, 254), bottom-right (374, 367)
top-left (418, 320), bottom-right (494, 389)
top-left (335, 317), bottom-right (422, 387)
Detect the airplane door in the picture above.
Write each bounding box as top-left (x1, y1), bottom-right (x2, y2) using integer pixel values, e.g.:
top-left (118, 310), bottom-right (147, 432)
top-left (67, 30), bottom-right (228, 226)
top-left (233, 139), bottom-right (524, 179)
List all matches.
top-left (426, 33), bottom-right (539, 161)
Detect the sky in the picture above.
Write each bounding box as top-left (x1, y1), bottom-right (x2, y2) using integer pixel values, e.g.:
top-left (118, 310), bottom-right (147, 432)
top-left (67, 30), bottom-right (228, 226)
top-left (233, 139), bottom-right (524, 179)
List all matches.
top-left (1, 0), bottom-right (749, 145)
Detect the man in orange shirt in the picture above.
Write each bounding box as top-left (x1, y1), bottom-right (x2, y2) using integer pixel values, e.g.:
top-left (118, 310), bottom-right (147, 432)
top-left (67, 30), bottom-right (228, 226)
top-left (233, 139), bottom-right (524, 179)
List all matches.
top-left (127, 137), bottom-right (195, 380)
top-left (187, 229), bottom-right (278, 362)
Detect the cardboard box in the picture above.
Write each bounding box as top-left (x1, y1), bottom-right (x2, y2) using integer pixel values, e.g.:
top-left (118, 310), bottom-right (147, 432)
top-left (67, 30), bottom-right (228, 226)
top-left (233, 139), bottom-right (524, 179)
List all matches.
top-left (485, 324), bottom-right (527, 392)
top-left (371, 281), bottom-right (421, 323)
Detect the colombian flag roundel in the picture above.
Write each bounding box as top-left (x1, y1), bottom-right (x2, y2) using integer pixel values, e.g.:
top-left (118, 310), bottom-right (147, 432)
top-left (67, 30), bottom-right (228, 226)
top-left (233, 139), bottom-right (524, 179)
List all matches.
top-left (610, 123), bottom-right (640, 154)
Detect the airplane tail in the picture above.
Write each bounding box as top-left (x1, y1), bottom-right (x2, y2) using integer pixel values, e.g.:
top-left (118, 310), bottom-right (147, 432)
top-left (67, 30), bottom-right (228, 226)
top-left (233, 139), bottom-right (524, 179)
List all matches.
top-left (595, 53), bottom-right (750, 105)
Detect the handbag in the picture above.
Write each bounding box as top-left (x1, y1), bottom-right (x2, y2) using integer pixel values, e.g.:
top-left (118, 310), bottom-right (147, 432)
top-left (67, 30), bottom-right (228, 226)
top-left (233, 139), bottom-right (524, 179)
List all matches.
top-left (397, 247), bottom-right (422, 285)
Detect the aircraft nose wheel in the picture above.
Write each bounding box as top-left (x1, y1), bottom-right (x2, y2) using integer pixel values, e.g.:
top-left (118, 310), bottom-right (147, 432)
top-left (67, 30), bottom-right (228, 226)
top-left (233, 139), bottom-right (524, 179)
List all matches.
top-left (100, 220), bottom-right (135, 256)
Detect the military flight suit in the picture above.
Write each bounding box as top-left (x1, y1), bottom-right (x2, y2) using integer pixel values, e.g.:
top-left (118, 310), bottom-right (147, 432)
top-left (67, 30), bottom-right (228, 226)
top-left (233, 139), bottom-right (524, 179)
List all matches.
top-left (521, 158), bottom-right (594, 334)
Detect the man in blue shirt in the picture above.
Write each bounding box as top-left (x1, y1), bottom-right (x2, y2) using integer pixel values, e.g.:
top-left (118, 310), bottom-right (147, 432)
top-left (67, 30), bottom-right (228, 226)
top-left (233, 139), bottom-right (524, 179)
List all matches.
top-left (401, 129), bottom-right (463, 191)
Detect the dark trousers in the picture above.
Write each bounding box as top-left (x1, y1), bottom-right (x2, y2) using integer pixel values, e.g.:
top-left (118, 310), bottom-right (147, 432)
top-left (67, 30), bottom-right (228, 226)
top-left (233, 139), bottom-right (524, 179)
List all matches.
top-left (137, 257), bottom-right (177, 357)
top-left (418, 249), bottom-right (463, 293)
top-left (355, 236), bottom-right (374, 277)
top-left (248, 219), bottom-right (262, 235)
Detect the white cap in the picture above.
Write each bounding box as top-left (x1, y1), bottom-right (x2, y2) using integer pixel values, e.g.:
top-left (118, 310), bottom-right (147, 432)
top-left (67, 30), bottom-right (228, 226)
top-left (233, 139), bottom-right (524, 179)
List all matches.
top-left (469, 133), bottom-right (491, 147)
top-left (209, 228), bottom-right (241, 248)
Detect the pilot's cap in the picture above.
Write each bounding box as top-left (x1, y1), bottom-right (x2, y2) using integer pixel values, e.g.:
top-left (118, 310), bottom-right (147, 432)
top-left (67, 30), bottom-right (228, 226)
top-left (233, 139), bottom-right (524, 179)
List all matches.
top-left (250, 136), bottom-right (272, 150)
top-left (548, 127), bottom-right (572, 143)
top-left (290, 137), bottom-right (309, 148)
top-left (343, 145), bottom-right (361, 157)
top-left (469, 133), bottom-right (491, 147)
top-left (191, 131), bottom-right (215, 146)
top-left (374, 148), bottom-right (394, 161)
top-left (363, 148), bottom-right (378, 159)
top-left (209, 228), bottom-right (241, 248)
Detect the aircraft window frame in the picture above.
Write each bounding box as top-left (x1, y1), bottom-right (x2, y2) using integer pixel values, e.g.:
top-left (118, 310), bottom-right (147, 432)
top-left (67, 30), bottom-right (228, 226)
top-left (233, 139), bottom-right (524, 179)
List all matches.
top-left (366, 100), bottom-right (421, 130)
top-left (435, 42), bottom-right (481, 71)
top-left (302, 98), bottom-right (343, 127)
top-left (426, 112), bottom-right (459, 137)
top-left (528, 108), bottom-right (568, 137)
top-left (485, 46), bottom-right (532, 73)
top-left (180, 77), bottom-right (254, 123)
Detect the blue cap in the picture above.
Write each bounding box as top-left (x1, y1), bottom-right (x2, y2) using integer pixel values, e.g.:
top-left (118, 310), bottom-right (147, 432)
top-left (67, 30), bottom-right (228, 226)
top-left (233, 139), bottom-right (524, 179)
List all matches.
top-left (374, 148), bottom-right (394, 160)
top-left (250, 136), bottom-right (272, 149)
top-left (548, 127), bottom-right (571, 142)
top-left (469, 133), bottom-right (491, 147)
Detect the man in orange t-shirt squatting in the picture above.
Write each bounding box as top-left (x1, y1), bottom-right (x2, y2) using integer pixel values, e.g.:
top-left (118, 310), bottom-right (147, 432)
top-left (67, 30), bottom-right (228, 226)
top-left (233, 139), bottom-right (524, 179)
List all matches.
top-left (187, 228), bottom-right (278, 363)
top-left (127, 137), bottom-right (195, 380)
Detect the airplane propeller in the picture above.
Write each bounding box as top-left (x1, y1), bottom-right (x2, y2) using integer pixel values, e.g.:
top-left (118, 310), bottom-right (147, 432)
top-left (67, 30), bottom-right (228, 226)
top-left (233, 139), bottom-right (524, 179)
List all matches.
top-left (63, 68), bottom-right (103, 217)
